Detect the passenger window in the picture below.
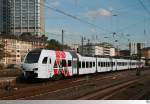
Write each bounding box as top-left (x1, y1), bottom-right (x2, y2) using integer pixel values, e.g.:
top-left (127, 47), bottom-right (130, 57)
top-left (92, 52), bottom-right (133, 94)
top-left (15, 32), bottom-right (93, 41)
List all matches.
top-left (104, 62), bottom-right (106, 67)
top-left (49, 58), bottom-right (51, 64)
top-left (82, 61), bottom-right (85, 68)
top-left (54, 60), bottom-right (58, 68)
top-left (42, 57), bottom-right (48, 64)
top-left (93, 62), bottom-right (95, 67)
top-left (68, 60), bottom-right (72, 67)
top-left (101, 62), bottom-right (103, 67)
top-left (106, 62), bottom-right (108, 67)
top-left (90, 62), bottom-right (92, 68)
top-left (107, 62), bottom-right (109, 67)
top-left (78, 61), bottom-right (81, 68)
top-left (113, 62), bottom-right (115, 66)
top-left (86, 62), bottom-right (89, 68)
top-left (62, 60), bottom-right (67, 67)
top-left (98, 62), bottom-right (100, 66)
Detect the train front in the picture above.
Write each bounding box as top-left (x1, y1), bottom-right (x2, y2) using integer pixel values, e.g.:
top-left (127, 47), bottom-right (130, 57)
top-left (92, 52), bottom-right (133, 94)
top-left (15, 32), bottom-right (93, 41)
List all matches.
top-left (22, 49), bottom-right (42, 78)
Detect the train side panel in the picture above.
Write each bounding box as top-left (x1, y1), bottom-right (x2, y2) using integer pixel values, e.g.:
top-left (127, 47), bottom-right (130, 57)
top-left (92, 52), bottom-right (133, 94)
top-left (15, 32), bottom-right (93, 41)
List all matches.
top-left (97, 58), bottom-right (112, 72)
top-left (78, 55), bottom-right (96, 75)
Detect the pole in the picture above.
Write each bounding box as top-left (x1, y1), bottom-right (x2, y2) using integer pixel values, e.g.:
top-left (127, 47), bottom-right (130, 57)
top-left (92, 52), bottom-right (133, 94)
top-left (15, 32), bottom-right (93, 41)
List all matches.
top-left (136, 43), bottom-right (141, 76)
top-left (62, 30), bottom-right (64, 50)
top-left (88, 39), bottom-right (90, 55)
top-left (81, 36), bottom-right (83, 55)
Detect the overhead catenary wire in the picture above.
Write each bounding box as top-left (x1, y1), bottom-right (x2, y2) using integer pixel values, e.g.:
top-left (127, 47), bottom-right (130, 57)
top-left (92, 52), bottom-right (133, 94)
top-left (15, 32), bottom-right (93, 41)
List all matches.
top-left (138, 0), bottom-right (150, 15)
top-left (40, 2), bottom-right (112, 34)
top-left (43, 1), bottom-right (150, 47)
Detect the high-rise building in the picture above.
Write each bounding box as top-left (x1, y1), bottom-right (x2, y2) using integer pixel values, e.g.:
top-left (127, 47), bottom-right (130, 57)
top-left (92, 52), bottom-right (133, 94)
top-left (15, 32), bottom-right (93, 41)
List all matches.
top-left (129, 42), bottom-right (145, 56)
top-left (0, 0), bottom-right (45, 36)
top-left (0, 1), bottom-right (3, 33)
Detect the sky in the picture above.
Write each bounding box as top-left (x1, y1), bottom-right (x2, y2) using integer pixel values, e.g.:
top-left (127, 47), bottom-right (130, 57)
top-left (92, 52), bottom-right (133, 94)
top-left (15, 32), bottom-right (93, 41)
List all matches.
top-left (45, 0), bottom-right (150, 49)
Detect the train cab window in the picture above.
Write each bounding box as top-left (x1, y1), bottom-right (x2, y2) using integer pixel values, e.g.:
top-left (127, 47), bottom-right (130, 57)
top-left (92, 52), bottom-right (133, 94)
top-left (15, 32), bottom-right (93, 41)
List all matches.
top-left (78, 61), bottom-right (81, 68)
top-left (82, 61), bottom-right (85, 68)
top-left (68, 60), bottom-right (72, 67)
top-left (42, 57), bottom-right (48, 64)
top-left (62, 60), bottom-right (67, 67)
top-left (25, 49), bottom-right (41, 63)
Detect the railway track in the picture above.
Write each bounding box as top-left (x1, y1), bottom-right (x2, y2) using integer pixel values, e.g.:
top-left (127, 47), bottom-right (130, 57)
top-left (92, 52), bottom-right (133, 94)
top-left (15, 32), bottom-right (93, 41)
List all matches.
top-left (76, 75), bottom-right (150, 100)
top-left (0, 69), bottom-right (149, 100)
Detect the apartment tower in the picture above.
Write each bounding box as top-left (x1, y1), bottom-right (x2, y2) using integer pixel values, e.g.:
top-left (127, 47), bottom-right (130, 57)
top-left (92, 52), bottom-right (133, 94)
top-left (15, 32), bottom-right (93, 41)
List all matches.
top-left (0, 0), bottom-right (45, 36)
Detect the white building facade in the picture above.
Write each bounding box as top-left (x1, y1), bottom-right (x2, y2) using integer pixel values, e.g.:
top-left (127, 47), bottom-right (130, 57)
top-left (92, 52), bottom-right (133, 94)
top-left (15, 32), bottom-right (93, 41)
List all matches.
top-left (79, 43), bottom-right (116, 56)
top-left (129, 43), bottom-right (145, 56)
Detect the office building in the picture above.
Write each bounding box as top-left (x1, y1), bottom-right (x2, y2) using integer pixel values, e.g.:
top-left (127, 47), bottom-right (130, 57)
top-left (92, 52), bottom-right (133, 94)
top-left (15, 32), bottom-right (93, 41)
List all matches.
top-left (0, 1), bottom-right (3, 33)
top-left (0, 0), bottom-right (45, 36)
top-left (129, 43), bottom-right (145, 56)
top-left (79, 42), bottom-right (116, 56)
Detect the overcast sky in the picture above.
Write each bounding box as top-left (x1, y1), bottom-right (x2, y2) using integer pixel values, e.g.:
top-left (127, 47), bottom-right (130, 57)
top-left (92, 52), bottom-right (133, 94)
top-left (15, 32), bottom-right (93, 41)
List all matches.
top-left (45, 0), bottom-right (150, 49)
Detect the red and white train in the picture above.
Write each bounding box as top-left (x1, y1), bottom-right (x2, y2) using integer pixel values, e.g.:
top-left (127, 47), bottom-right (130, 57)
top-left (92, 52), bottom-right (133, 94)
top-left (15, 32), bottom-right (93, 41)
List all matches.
top-left (22, 49), bottom-right (145, 79)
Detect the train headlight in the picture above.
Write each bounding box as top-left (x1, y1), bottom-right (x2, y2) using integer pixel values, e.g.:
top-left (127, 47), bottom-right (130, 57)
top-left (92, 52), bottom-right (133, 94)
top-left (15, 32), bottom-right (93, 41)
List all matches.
top-left (33, 68), bottom-right (38, 71)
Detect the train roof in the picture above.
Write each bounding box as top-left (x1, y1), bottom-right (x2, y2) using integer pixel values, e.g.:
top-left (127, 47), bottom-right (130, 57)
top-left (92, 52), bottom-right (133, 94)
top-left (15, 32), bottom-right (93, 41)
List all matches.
top-left (30, 49), bottom-right (141, 60)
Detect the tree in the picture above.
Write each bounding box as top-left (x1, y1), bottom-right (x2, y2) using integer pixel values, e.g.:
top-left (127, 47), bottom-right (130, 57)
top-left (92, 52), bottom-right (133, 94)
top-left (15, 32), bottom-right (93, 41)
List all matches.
top-left (47, 39), bottom-right (62, 50)
top-left (46, 39), bottom-right (71, 51)
top-left (20, 32), bottom-right (33, 41)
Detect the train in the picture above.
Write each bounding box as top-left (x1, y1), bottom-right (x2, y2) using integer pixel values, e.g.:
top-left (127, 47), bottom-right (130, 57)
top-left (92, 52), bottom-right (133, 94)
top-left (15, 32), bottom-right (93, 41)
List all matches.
top-left (22, 49), bottom-right (145, 79)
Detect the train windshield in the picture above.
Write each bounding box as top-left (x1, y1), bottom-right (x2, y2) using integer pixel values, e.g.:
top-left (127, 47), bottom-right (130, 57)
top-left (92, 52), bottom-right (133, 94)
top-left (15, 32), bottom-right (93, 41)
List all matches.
top-left (24, 49), bottom-right (41, 64)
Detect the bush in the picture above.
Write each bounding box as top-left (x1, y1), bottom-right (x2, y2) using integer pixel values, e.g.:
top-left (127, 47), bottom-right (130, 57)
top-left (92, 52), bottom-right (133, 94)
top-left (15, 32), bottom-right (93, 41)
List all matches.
top-left (6, 64), bottom-right (21, 69)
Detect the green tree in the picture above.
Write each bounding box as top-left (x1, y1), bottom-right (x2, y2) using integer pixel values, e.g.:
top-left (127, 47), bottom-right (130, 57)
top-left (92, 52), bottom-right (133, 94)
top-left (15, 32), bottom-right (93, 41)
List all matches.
top-left (47, 39), bottom-right (62, 50)
top-left (46, 39), bottom-right (71, 51)
top-left (20, 32), bottom-right (33, 41)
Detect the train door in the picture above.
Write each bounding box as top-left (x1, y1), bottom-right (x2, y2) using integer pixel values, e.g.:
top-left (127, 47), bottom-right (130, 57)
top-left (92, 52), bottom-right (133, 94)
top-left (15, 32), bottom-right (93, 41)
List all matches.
top-left (40, 57), bottom-right (49, 78)
top-left (68, 51), bottom-right (79, 75)
top-left (72, 58), bottom-right (78, 75)
top-left (110, 58), bottom-right (113, 71)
